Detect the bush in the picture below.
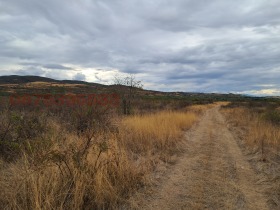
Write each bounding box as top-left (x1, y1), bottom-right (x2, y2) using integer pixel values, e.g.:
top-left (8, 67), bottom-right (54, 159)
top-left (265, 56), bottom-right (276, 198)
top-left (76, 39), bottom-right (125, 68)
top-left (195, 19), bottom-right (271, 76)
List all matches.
top-left (0, 110), bottom-right (49, 161)
top-left (263, 110), bottom-right (280, 125)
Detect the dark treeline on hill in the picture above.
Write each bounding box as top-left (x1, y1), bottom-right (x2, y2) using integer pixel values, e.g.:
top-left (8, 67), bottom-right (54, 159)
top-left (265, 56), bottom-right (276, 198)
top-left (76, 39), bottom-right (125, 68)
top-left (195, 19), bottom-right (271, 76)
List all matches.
top-left (0, 75), bottom-right (103, 86)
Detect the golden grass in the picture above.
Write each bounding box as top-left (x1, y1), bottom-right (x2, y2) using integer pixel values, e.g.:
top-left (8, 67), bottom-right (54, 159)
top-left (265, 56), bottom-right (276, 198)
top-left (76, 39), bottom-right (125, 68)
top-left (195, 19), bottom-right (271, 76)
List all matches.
top-left (221, 104), bottom-right (280, 209)
top-left (215, 101), bottom-right (230, 106)
top-left (247, 121), bottom-right (280, 148)
top-left (0, 133), bottom-right (145, 209)
top-left (222, 107), bottom-right (280, 152)
top-left (186, 103), bottom-right (216, 114)
top-left (120, 111), bottom-right (197, 154)
top-left (0, 109), bottom-right (198, 209)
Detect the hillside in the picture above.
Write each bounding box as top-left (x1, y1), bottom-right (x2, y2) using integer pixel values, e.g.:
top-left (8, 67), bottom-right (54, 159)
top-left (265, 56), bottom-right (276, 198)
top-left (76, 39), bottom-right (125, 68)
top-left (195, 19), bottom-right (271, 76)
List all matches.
top-left (0, 75), bottom-right (104, 86)
top-left (0, 75), bottom-right (106, 95)
top-left (0, 75), bottom-right (276, 102)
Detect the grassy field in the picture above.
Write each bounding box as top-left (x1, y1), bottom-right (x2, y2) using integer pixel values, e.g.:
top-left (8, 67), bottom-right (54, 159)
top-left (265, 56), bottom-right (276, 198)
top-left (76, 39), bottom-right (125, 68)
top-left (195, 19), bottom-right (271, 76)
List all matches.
top-left (0, 101), bottom-right (200, 209)
top-left (221, 102), bottom-right (280, 209)
top-left (222, 102), bottom-right (280, 156)
top-left (2, 78), bottom-right (279, 209)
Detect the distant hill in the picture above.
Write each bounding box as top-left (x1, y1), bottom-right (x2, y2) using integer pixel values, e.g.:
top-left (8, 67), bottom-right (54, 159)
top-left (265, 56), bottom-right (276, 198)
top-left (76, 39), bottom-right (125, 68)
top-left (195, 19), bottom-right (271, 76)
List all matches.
top-left (0, 75), bottom-right (102, 86)
top-left (0, 75), bottom-right (57, 84)
top-left (0, 75), bottom-right (108, 95)
top-left (0, 75), bottom-right (278, 102)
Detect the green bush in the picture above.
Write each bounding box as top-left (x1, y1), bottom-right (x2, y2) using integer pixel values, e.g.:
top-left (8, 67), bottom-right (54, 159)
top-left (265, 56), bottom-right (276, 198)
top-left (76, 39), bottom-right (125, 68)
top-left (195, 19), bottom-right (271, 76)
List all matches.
top-left (263, 110), bottom-right (280, 125)
top-left (0, 110), bottom-right (49, 161)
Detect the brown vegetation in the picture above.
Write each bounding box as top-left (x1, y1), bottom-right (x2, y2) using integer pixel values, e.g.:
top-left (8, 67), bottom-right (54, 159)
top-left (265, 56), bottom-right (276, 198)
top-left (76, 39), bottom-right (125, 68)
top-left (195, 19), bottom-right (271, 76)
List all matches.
top-left (222, 104), bottom-right (280, 157)
top-left (221, 103), bottom-right (280, 209)
top-left (0, 102), bottom-right (198, 209)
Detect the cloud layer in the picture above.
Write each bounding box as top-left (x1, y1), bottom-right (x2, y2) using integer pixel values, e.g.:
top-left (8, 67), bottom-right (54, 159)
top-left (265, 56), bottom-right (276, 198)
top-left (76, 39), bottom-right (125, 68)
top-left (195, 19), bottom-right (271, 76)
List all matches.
top-left (0, 0), bottom-right (280, 95)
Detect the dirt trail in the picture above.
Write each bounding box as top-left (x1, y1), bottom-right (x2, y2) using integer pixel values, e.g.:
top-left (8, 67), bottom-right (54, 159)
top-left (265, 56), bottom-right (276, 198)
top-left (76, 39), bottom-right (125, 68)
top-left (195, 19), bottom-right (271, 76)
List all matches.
top-left (141, 106), bottom-right (268, 210)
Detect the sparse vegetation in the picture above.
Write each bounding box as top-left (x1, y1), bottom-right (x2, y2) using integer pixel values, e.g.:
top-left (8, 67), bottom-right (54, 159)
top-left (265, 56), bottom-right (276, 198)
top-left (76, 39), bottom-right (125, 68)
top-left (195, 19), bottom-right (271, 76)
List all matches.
top-left (221, 102), bottom-right (280, 209)
top-left (3, 76), bottom-right (280, 209)
top-left (222, 102), bottom-right (280, 154)
top-left (0, 98), bottom-right (199, 209)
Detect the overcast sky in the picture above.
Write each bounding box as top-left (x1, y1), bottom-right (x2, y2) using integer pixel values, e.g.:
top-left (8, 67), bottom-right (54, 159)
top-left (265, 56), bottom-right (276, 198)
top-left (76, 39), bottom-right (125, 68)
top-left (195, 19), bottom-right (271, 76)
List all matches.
top-left (0, 0), bottom-right (280, 95)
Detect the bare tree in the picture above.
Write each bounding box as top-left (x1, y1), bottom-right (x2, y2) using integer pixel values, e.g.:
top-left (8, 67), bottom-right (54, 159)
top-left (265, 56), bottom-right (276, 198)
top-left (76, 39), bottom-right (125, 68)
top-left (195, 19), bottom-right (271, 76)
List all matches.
top-left (113, 74), bottom-right (143, 115)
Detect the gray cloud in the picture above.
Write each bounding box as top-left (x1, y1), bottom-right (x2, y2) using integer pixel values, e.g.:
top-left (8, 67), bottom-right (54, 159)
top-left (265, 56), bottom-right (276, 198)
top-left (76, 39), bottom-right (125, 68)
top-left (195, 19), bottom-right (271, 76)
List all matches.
top-left (0, 0), bottom-right (280, 95)
top-left (14, 66), bottom-right (46, 76)
top-left (20, 63), bottom-right (73, 70)
top-left (42, 64), bottom-right (72, 70)
top-left (73, 72), bottom-right (86, 81)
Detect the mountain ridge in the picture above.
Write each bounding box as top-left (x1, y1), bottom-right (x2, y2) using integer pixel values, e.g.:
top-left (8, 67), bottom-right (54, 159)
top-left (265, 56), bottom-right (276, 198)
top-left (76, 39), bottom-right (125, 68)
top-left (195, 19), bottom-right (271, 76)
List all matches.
top-left (0, 75), bottom-right (278, 101)
top-left (0, 75), bottom-right (102, 86)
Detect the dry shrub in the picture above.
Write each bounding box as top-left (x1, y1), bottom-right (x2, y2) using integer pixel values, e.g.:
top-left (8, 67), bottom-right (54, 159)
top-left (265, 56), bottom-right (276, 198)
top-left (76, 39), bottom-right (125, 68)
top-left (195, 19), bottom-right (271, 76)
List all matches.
top-left (0, 132), bottom-right (145, 209)
top-left (0, 110), bottom-right (50, 161)
top-left (263, 109), bottom-right (280, 125)
top-left (0, 108), bottom-right (198, 209)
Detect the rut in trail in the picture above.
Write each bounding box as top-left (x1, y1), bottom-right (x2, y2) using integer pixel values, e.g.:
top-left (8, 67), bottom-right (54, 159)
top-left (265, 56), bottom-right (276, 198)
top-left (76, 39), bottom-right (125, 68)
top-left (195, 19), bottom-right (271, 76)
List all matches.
top-left (141, 106), bottom-right (268, 210)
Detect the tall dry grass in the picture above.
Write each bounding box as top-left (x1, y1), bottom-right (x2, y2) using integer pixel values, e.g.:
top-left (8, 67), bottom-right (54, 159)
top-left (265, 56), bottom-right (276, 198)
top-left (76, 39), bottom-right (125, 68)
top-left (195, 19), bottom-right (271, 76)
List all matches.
top-left (120, 111), bottom-right (197, 155)
top-left (0, 134), bottom-right (144, 210)
top-left (0, 108), bottom-right (198, 209)
top-left (222, 101), bottom-right (280, 209)
top-left (185, 104), bottom-right (215, 114)
top-left (222, 107), bottom-right (280, 156)
top-left (247, 120), bottom-right (280, 150)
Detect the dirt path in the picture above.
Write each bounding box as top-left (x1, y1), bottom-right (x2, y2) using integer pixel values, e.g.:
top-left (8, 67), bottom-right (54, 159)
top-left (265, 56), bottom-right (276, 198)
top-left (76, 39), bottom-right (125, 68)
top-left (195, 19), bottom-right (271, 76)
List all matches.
top-left (140, 106), bottom-right (268, 210)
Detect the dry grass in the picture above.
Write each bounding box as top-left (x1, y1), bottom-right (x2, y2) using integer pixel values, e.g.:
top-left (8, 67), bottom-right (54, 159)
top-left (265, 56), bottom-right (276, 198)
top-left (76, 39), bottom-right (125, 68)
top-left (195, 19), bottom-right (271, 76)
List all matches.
top-left (222, 107), bottom-right (280, 152)
top-left (222, 104), bottom-right (280, 209)
top-left (185, 103), bottom-right (216, 114)
top-left (120, 111), bottom-right (197, 156)
top-left (0, 107), bottom-right (198, 209)
top-left (0, 134), bottom-right (144, 210)
top-left (247, 120), bottom-right (280, 150)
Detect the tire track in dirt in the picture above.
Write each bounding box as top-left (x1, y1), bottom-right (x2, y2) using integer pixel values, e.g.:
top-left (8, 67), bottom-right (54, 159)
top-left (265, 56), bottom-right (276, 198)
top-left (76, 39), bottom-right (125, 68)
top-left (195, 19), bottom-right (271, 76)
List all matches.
top-left (140, 106), bottom-right (268, 210)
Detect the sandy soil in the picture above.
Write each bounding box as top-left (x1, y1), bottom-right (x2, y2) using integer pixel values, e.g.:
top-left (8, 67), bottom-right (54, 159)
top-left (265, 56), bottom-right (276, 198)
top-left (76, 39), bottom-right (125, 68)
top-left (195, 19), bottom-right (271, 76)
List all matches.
top-left (133, 106), bottom-right (269, 210)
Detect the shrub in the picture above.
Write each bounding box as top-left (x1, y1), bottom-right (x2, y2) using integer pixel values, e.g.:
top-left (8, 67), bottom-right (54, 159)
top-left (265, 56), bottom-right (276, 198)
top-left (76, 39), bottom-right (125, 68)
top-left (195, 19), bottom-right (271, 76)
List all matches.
top-left (263, 110), bottom-right (280, 125)
top-left (0, 110), bottom-right (49, 161)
